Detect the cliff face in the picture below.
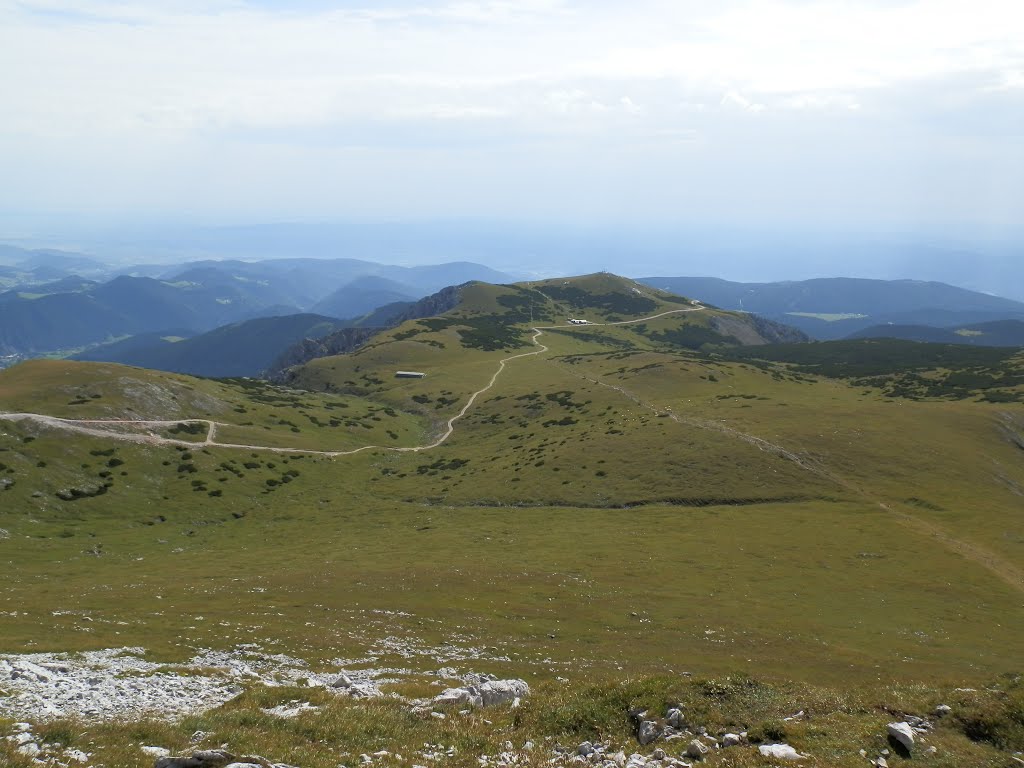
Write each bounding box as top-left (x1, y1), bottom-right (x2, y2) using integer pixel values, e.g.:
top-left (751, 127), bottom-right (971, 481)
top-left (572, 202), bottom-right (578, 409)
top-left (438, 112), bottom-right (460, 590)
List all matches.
top-left (388, 284), bottom-right (463, 325)
top-left (266, 327), bottom-right (382, 382)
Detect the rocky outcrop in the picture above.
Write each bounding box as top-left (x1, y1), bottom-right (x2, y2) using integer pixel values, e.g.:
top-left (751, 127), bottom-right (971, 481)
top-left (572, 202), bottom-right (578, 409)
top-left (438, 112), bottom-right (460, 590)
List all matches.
top-left (430, 675), bottom-right (529, 709)
top-left (267, 327), bottom-right (382, 381)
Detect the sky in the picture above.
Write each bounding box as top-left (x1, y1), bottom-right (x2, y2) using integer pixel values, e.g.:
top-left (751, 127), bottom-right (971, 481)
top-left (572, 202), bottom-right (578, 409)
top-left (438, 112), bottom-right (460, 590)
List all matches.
top-left (1, 0), bottom-right (1022, 251)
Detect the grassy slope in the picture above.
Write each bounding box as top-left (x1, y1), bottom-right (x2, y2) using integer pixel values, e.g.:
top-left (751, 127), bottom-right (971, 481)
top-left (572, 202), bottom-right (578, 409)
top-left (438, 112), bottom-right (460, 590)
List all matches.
top-left (1, 274), bottom-right (1024, 766)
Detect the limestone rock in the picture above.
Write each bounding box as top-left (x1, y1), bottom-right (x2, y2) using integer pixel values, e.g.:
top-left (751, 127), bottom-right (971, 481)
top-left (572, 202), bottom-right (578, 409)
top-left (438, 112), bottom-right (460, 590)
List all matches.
top-left (431, 678), bottom-right (527, 709)
top-left (721, 734), bottom-right (742, 747)
top-left (16, 742), bottom-right (41, 757)
top-left (637, 720), bottom-right (663, 746)
top-left (685, 740), bottom-right (709, 760)
top-left (757, 744), bottom-right (805, 760)
top-left (433, 686), bottom-right (482, 708)
top-left (887, 722), bottom-right (915, 751)
top-left (479, 679), bottom-right (530, 706)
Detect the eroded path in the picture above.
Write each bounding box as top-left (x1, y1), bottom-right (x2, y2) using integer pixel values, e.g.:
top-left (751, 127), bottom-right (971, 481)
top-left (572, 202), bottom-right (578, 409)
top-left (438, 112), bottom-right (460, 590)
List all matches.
top-left (0, 306), bottom-right (704, 457)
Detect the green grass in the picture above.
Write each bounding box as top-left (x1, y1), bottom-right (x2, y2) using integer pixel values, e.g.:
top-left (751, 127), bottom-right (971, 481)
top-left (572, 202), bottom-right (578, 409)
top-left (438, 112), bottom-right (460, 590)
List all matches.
top-left (1, 274), bottom-right (1024, 766)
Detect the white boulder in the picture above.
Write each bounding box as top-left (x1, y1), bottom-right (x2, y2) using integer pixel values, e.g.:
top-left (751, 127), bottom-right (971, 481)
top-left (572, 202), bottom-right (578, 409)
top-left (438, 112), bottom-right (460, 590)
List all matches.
top-left (887, 722), bottom-right (915, 751)
top-left (479, 679), bottom-right (530, 706)
top-left (758, 743), bottom-right (805, 760)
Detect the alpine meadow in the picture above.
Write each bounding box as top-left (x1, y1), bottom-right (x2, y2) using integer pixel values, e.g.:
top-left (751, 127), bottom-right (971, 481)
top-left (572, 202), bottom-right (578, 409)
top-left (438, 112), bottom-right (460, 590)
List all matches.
top-left (1, 275), bottom-right (1023, 767)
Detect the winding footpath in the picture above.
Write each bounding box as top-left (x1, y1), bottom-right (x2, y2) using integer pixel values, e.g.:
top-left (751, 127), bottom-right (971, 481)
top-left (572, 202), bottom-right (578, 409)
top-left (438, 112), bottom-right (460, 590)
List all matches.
top-left (0, 306), bottom-right (704, 458)
top-left (2, 301), bottom-right (1021, 592)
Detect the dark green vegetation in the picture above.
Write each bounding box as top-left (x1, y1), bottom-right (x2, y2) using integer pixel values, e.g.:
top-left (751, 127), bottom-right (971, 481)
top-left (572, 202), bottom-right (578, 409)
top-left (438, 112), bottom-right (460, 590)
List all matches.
top-left (1, 273), bottom-right (1023, 766)
top-left (640, 276), bottom-right (1024, 340)
top-left (849, 319), bottom-right (1024, 347)
top-left (725, 339), bottom-right (1024, 402)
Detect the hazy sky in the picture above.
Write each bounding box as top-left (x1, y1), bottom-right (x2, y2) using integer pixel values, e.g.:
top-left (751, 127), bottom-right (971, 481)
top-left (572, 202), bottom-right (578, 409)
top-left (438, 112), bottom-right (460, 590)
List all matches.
top-left (1, 0), bottom-right (1022, 240)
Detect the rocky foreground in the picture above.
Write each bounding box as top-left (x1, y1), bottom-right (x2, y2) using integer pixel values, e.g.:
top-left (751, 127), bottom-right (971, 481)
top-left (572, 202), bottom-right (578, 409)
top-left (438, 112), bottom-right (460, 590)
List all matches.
top-left (2, 646), bottom-right (1023, 768)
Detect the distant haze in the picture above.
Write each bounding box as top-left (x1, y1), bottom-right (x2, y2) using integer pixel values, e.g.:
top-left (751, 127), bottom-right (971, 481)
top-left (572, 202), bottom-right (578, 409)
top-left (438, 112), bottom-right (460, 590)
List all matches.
top-left (2, 219), bottom-right (1022, 303)
top-left (1, 1), bottom-right (1022, 247)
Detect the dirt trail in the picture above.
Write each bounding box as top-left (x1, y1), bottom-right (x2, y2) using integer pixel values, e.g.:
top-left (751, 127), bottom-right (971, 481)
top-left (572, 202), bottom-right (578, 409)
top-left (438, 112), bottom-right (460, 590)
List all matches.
top-left (3, 301), bottom-right (1021, 592)
top-left (0, 306), bottom-right (702, 458)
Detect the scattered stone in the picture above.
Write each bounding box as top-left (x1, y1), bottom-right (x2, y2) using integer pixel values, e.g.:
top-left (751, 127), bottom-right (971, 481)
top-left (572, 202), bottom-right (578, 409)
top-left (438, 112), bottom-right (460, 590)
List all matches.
top-left (578, 742), bottom-right (594, 756)
top-left (665, 708), bottom-right (683, 729)
top-left (685, 740), bottom-right (709, 760)
top-left (757, 744), bottom-right (804, 761)
top-left (887, 722), bottom-right (915, 752)
top-left (934, 704), bottom-right (951, 717)
top-left (433, 686), bottom-right (482, 708)
top-left (721, 734), bottom-right (741, 747)
top-left (143, 745), bottom-right (172, 757)
top-left (926, 746), bottom-right (937, 755)
top-left (479, 679), bottom-right (530, 706)
top-left (65, 749), bottom-right (90, 763)
top-left (874, 758), bottom-right (888, 768)
top-left (637, 719), bottom-right (663, 746)
top-left (263, 702), bottom-right (319, 718)
top-left (16, 741), bottom-right (41, 757)
top-left (431, 711), bottom-right (446, 719)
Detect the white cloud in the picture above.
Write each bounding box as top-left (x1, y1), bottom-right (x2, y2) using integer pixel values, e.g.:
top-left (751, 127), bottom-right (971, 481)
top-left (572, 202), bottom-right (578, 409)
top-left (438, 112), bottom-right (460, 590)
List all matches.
top-left (720, 91), bottom-right (765, 113)
top-left (0, 0), bottom-right (1020, 229)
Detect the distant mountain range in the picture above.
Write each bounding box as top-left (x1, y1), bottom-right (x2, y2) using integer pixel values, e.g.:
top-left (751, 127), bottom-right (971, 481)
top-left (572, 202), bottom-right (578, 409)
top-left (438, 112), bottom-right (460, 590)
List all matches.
top-left (0, 248), bottom-right (512, 360)
top-left (5, 245), bottom-right (1024, 371)
top-left (639, 276), bottom-right (1024, 341)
